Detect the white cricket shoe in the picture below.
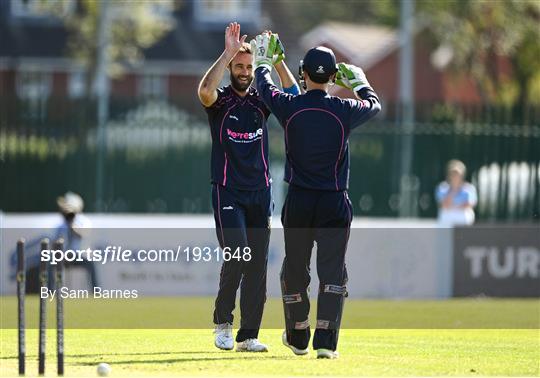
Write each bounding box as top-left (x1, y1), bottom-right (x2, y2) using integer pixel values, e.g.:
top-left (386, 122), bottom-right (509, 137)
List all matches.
top-left (214, 323), bottom-right (234, 350)
top-left (282, 331), bottom-right (309, 356)
top-left (317, 348), bottom-right (339, 359)
top-left (236, 338), bottom-right (268, 352)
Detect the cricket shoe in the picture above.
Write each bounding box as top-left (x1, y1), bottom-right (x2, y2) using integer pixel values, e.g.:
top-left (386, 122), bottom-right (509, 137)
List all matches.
top-left (282, 331), bottom-right (309, 356)
top-left (236, 338), bottom-right (268, 352)
top-left (316, 348), bottom-right (339, 359)
top-left (214, 323), bottom-right (234, 350)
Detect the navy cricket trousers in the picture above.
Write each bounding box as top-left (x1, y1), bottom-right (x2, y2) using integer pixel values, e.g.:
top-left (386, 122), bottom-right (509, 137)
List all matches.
top-left (212, 184), bottom-right (271, 342)
top-left (280, 185), bottom-right (352, 351)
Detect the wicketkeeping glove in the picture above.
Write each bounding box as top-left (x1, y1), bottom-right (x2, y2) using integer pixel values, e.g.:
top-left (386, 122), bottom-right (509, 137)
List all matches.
top-left (271, 34), bottom-right (285, 65)
top-left (335, 63), bottom-right (371, 92)
top-left (250, 33), bottom-right (275, 71)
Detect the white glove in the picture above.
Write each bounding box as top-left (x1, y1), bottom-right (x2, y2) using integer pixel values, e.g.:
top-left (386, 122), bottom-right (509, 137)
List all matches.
top-left (335, 63), bottom-right (371, 92)
top-left (250, 33), bottom-right (274, 71)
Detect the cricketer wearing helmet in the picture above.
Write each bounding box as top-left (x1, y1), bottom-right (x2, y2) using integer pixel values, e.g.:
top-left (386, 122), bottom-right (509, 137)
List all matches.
top-left (250, 32), bottom-right (381, 358)
top-left (198, 23), bottom-right (299, 353)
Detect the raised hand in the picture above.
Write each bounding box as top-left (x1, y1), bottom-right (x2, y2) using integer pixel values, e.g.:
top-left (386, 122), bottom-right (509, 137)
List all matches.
top-left (224, 22), bottom-right (247, 60)
top-left (335, 63), bottom-right (371, 92)
top-left (263, 30), bottom-right (285, 65)
top-left (250, 32), bottom-right (277, 71)
top-left (271, 33), bottom-right (285, 65)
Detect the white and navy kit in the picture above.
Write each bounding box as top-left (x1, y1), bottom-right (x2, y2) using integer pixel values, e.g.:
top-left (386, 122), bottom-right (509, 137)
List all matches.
top-left (204, 84), bottom-right (298, 342)
top-left (255, 67), bottom-right (381, 351)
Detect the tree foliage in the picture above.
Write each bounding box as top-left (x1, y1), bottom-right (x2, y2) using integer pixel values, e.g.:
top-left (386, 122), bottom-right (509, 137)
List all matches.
top-left (277, 0), bottom-right (540, 107)
top-left (417, 0), bottom-right (540, 107)
top-left (272, 0), bottom-right (381, 33)
top-left (40, 0), bottom-right (177, 97)
top-left (354, 0), bottom-right (540, 107)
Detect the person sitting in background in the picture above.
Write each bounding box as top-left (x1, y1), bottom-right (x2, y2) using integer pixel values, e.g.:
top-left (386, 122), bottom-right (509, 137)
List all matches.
top-left (435, 160), bottom-right (477, 227)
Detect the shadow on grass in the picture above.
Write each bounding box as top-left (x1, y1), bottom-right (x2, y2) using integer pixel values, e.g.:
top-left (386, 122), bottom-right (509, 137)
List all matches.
top-left (72, 354), bottom-right (298, 365)
top-left (0, 351), bottom-right (225, 360)
top-left (68, 351), bottom-right (225, 358)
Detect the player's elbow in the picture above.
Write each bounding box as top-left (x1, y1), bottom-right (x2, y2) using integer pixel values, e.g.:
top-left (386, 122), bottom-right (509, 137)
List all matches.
top-left (356, 87), bottom-right (382, 115)
top-left (198, 87), bottom-right (216, 107)
top-left (372, 100), bottom-right (382, 114)
top-left (363, 98), bottom-right (381, 119)
top-left (368, 92), bottom-right (382, 114)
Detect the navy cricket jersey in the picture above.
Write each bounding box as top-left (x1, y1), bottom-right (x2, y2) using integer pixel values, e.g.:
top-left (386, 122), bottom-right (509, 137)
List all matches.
top-left (255, 67), bottom-right (381, 191)
top-left (204, 85), bottom-right (272, 190)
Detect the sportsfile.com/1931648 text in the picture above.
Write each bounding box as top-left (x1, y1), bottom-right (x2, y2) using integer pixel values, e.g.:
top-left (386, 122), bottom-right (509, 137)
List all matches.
top-left (40, 246), bottom-right (252, 265)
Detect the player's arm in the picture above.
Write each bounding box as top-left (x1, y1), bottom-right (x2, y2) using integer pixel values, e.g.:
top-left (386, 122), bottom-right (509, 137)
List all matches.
top-left (255, 67), bottom-right (295, 123)
top-left (336, 63), bottom-right (382, 128)
top-left (251, 33), bottom-right (294, 121)
top-left (198, 22), bottom-right (247, 107)
top-left (268, 34), bottom-right (299, 95)
top-left (197, 52), bottom-right (232, 107)
top-left (275, 61), bottom-right (300, 95)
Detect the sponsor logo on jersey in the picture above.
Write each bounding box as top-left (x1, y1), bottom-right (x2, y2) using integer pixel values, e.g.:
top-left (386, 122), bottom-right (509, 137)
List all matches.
top-left (226, 128), bottom-right (263, 143)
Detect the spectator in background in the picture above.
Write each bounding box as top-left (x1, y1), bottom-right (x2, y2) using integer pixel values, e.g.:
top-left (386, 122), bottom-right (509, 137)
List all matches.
top-left (9, 191), bottom-right (95, 292)
top-left (435, 160), bottom-right (478, 226)
top-left (54, 192), bottom-right (96, 287)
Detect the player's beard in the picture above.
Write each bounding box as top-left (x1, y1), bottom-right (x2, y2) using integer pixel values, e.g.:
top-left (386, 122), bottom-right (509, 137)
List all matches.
top-left (230, 72), bottom-right (253, 92)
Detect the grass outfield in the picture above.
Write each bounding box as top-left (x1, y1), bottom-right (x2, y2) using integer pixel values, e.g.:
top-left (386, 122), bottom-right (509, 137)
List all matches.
top-left (0, 298), bottom-right (539, 377)
top-left (1, 297), bottom-right (538, 329)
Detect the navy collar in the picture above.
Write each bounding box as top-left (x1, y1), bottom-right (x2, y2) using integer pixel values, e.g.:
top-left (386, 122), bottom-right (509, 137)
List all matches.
top-left (228, 85), bottom-right (255, 99)
top-left (305, 89), bottom-right (328, 96)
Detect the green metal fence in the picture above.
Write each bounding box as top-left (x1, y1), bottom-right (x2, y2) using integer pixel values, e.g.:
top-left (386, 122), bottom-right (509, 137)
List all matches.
top-left (1, 97), bottom-right (539, 221)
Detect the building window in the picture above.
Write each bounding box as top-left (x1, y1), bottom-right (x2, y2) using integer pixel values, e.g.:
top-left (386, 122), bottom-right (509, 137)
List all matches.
top-left (194, 0), bottom-right (260, 25)
top-left (138, 74), bottom-right (168, 100)
top-left (10, 0), bottom-right (74, 18)
top-left (16, 70), bottom-right (52, 119)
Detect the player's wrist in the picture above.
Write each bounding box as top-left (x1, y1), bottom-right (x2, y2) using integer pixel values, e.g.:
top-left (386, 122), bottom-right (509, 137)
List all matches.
top-left (223, 49), bottom-right (237, 63)
top-left (255, 62), bottom-right (273, 71)
top-left (353, 84), bottom-right (371, 93)
top-left (273, 57), bottom-right (284, 67)
top-left (355, 86), bottom-right (377, 101)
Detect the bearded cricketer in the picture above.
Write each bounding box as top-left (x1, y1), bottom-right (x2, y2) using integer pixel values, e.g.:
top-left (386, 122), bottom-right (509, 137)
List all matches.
top-left (198, 22), bottom-right (299, 352)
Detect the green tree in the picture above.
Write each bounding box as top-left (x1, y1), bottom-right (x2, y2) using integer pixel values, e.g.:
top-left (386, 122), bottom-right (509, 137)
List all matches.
top-left (420, 0), bottom-right (540, 108)
top-left (271, 0), bottom-right (382, 37)
top-left (39, 0), bottom-right (178, 97)
top-left (373, 0), bottom-right (540, 108)
top-left (280, 0), bottom-right (540, 109)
